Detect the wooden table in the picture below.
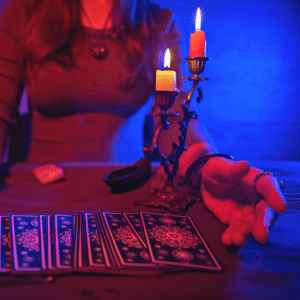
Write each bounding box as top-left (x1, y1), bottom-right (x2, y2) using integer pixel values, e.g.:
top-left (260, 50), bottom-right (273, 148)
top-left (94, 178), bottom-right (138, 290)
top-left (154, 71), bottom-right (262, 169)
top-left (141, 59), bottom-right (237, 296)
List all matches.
top-left (0, 161), bottom-right (299, 300)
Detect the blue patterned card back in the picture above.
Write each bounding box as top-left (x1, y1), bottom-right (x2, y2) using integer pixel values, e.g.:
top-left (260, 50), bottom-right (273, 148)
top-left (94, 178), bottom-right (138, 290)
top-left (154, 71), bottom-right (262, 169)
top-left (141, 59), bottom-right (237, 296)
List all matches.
top-left (95, 212), bottom-right (119, 267)
top-left (102, 212), bottom-right (154, 268)
top-left (73, 214), bottom-right (80, 268)
top-left (38, 214), bottom-right (47, 270)
top-left (140, 212), bottom-right (222, 271)
top-left (82, 213), bottom-right (110, 268)
top-left (122, 212), bottom-right (147, 248)
top-left (48, 214), bottom-right (55, 270)
top-left (10, 214), bottom-right (41, 272)
top-left (53, 214), bottom-right (73, 269)
top-left (0, 216), bottom-right (11, 273)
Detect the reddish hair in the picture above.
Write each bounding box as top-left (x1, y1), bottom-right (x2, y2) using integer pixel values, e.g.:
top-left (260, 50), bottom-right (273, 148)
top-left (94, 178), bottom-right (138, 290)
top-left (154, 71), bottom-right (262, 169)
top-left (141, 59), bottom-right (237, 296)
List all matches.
top-left (22, 0), bottom-right (165, 86)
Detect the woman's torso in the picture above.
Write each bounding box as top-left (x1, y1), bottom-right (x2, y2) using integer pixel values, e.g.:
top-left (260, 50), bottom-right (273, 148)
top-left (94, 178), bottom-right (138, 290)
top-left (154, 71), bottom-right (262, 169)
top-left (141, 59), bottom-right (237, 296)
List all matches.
top-left (25, 27), bottom-right (154, 163)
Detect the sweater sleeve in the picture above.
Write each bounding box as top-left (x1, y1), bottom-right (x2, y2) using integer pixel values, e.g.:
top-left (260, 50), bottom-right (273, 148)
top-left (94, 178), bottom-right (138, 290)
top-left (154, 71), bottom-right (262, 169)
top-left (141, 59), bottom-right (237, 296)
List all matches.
top-left (0, 0), bottom-right (26, 162)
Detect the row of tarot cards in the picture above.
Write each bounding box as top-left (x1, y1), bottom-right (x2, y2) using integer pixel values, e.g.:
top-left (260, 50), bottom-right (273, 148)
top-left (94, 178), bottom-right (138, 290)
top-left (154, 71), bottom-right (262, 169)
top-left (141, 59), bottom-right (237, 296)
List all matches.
top-left (0, 211), bottom-right (222, 276)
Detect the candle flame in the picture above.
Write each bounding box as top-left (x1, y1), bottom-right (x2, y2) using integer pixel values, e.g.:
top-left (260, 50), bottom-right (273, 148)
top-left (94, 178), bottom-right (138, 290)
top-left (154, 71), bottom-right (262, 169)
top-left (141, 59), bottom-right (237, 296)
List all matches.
top-left (164, 48), bottom-right (171, 69)
top-left (196, 7), bottom-right (202, 31)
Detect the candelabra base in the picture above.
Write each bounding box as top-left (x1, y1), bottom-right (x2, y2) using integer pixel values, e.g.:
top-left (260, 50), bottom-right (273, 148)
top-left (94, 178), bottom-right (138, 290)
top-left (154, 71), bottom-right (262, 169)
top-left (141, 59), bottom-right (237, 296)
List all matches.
top-left (136, 185), bottom-right (200, 215)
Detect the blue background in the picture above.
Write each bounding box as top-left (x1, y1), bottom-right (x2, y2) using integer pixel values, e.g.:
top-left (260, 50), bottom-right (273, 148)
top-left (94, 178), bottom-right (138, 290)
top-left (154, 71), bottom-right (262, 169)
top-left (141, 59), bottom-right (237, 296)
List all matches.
top-left (155, 0), bottom-right (300, 161)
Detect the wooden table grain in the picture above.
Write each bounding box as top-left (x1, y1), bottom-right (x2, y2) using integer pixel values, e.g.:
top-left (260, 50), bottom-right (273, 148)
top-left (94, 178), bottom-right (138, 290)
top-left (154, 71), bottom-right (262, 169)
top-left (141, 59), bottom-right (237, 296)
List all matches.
top-left (0, 161), bottom-right (299, 300)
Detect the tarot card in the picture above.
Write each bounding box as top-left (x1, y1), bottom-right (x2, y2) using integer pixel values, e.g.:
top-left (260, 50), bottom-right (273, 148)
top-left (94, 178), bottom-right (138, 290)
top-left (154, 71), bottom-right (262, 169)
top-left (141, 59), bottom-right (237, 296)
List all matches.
top-left (73, 214), bottom-right (80, 268)
top-left (140, 212), bottom-right (222, 271)
top-left (122, 212), bottom-right (147, 248)
top-left (38, 214), bottom-right (47, 270)
top-left (53, 214), bottom-right (74, 269)
top-left (47, 214), bottom-right (55, 270)
top-left (95, 212), bottom-right (120, 268)
top-left (0, 216), bottom-right (11, 273)
top-left (79, 213), bottom-right (86, 268)
top-left (81, 213), bottom-right (111, 268)
top-left (10, 214), bottom-right (41, 272)
top-left (77, 214), bottom-right (83, 268)
top-left (101, 212), bottom-right (155, 268)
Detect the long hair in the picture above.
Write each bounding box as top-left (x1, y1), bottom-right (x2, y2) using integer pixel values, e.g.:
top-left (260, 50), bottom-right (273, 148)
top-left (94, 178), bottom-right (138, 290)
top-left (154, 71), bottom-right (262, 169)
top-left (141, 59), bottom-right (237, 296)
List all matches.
top-left (22, 0), bottom-right (165, 86)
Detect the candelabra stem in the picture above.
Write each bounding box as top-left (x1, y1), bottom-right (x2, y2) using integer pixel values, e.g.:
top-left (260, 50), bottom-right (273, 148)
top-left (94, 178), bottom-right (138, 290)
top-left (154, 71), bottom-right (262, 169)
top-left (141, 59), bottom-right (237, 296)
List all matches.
top-left (186, 75), bottom-right (200, 106)
top-left (137, 57), bottom-right (210, 214)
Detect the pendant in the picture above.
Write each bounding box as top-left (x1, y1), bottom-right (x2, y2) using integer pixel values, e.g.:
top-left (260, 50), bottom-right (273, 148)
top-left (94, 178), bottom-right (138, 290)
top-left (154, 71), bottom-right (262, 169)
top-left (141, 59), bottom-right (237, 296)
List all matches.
top-left (89, 44), bottom-right (108, 60)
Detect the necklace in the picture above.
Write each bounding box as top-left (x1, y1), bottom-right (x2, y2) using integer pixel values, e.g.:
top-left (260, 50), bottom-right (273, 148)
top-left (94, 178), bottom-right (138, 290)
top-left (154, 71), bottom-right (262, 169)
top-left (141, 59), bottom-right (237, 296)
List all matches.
top-left (82, 4), bottom-right (114, 60)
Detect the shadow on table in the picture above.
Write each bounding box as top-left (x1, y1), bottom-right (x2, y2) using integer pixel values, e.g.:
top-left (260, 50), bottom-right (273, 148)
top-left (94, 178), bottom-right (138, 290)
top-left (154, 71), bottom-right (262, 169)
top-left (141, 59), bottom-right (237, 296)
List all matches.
top-left (109, 176), bottom-right (151, 194)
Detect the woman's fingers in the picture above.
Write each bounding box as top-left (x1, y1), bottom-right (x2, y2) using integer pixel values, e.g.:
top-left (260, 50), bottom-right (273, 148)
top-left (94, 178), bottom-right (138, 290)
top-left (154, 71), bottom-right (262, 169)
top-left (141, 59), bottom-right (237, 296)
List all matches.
top-left (204, 158), bottom-right (250, 182)
top-left (252, 200), bottom-right (278, 243)
top-left (222, 211), bottom-right (255, 246)
top-left (222, 201), bottom-right (277, 246)
top-left (255, 175), bottom-right (287, 213)
top-left (202, 158), bottom-right (250, 195)
top-left (201, 160), bottom-right (286, 246)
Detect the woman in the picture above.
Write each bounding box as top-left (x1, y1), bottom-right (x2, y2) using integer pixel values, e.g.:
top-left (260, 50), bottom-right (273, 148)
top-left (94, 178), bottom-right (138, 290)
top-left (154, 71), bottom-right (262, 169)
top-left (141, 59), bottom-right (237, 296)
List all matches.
top-left (0, 0), bottom-right (286, 246)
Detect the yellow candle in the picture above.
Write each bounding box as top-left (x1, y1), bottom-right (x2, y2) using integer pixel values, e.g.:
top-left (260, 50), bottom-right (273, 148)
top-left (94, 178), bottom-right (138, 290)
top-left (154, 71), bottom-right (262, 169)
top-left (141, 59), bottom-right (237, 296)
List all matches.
top-left (155, 49), bottom-right (177, 91)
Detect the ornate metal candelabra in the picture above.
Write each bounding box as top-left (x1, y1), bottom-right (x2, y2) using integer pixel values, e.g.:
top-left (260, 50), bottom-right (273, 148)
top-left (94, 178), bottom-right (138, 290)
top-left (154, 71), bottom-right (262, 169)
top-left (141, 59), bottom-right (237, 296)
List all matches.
top-left (137, 57), bottom-right (210, 214)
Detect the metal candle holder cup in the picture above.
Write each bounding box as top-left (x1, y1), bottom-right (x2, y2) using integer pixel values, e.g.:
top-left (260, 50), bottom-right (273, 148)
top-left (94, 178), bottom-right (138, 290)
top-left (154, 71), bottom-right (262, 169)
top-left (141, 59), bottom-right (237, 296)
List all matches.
top-left (137, 57), bottom-right (210, 214)
top-left (183, 57), bottom-right (210, 106)
top-left (154, 90), bottom-right (179, 112)
top-left (186, 57), bottom-right (209, 74)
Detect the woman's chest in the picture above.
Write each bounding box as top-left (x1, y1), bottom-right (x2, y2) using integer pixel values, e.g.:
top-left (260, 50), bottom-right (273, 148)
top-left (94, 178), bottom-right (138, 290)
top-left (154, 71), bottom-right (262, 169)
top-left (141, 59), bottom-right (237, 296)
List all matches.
top-left (26, 38), bottom-right (154, 117)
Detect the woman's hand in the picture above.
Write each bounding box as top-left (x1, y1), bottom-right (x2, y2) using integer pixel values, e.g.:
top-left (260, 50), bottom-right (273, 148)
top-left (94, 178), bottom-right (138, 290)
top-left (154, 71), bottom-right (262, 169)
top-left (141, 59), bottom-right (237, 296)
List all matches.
top-left (200, 157), bottom-right (286, 246)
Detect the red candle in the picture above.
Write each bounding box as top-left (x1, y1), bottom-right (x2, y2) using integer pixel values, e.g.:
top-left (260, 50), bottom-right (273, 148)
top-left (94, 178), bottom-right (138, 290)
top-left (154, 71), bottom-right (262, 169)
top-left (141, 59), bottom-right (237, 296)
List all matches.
top-left (189, 8), bottom-right (206, 57)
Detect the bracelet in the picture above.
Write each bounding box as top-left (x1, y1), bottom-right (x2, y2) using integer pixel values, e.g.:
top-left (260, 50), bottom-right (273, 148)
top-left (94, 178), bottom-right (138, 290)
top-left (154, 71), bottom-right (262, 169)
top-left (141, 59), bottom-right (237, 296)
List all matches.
top-left (185, 154), bottom-right (234, 190)
top-left (254, 171), bottom-right (284, 189)
top-left (254, 172), bottom-right (274, 184)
